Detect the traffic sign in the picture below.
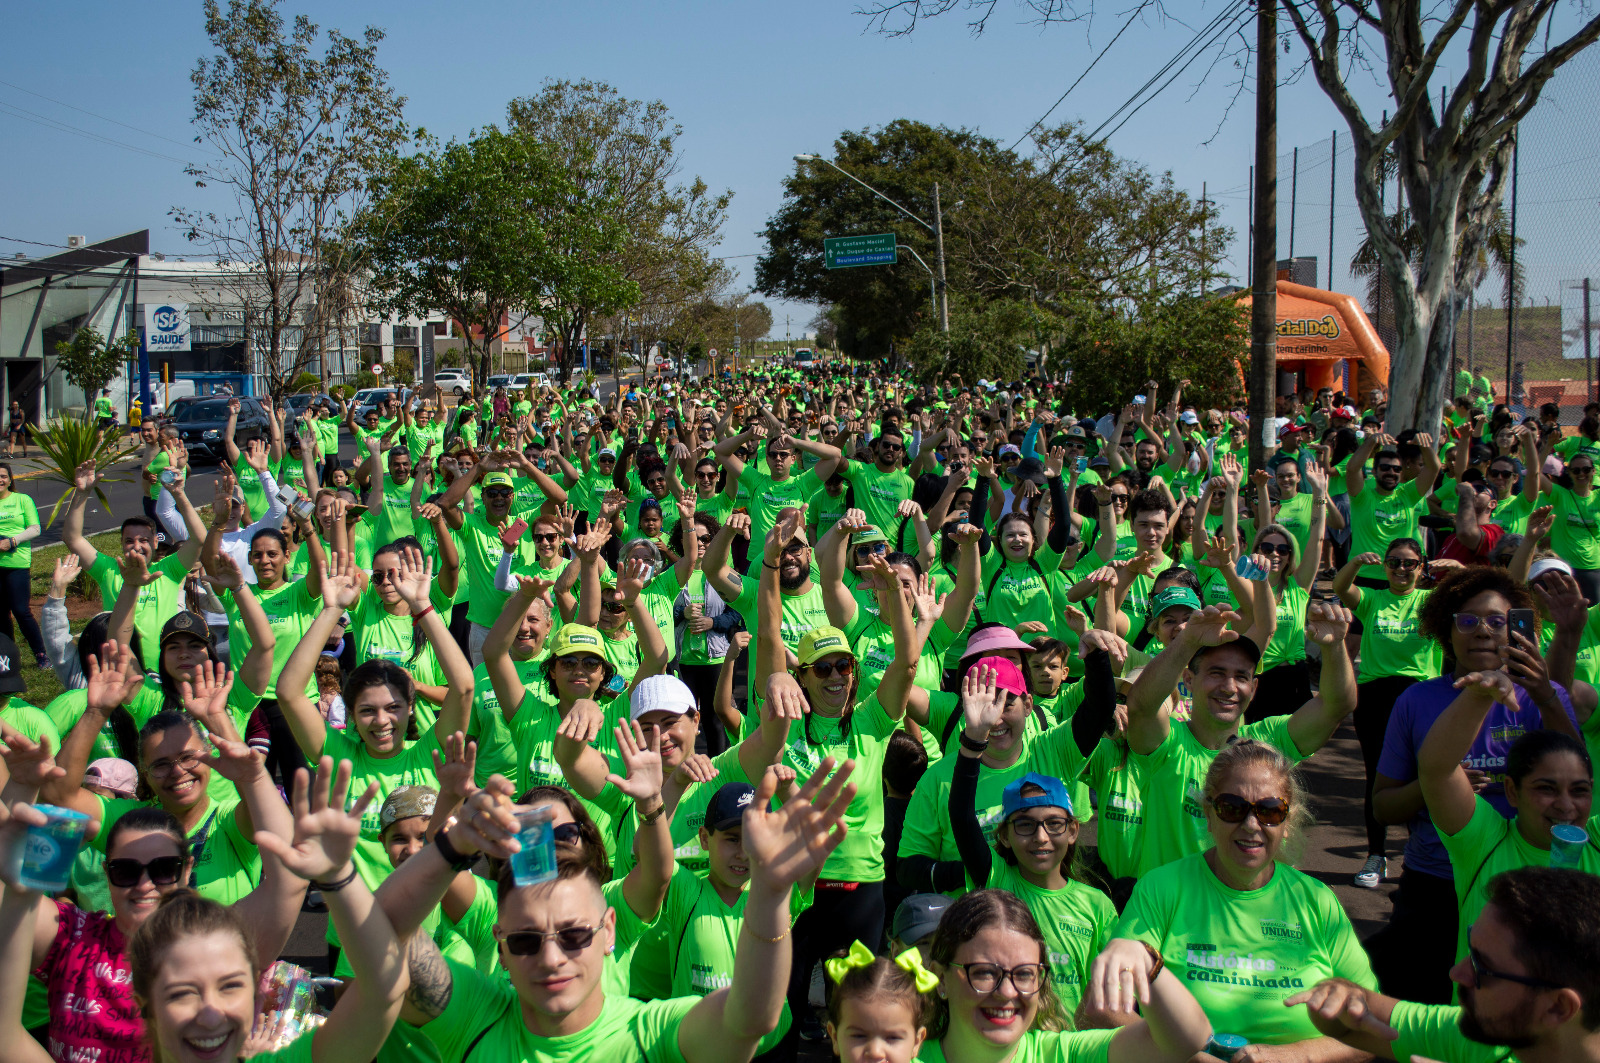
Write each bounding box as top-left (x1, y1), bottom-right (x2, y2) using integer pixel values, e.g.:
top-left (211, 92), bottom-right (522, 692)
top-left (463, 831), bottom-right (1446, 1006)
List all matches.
top-left (825, 233), bottom-right (897, 269)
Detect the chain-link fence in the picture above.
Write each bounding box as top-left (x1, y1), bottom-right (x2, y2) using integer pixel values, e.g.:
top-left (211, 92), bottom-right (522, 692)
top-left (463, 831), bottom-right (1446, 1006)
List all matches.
top-left (1208, 42), bottom-right (1600, 411)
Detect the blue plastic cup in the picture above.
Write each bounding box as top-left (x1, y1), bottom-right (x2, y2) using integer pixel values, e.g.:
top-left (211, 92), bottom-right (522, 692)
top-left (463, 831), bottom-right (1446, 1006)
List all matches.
top-left (1205, 1034), bottom-right (1248, 1062)
top-left (19, 805), bottom-right (89, 893)
top-left (1550, 824), bottom-right (1588, 869)
top-left (509, 805), bottom-right (558, 887)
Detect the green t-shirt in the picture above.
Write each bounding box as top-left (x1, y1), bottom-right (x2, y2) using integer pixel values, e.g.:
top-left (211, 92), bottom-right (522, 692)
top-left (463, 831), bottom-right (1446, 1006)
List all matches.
top-left (1270, 493), bottom-right (1318, 558)
top-left (221, 579), bottom-right (320, 702)
top-left (628, 867), bottom-right (812, 1054)
top-left (86, 551), bottom-right (188, 672)
top-left (1494, 490), bottom-right (1535, 536)
top-left (93, 396), bottom-right (113, 419)
top-left (0, 492), bottom-right (39, 568)
top-left (608, 744), bottom-right (750, 877)
top-left (917, 1029), bottom-right (1116, 1063)
top-left (414, 958), bottom-right (697, 1063)
top-left (457, 510), bottom-right (539, 627)
top-left (372, 475), bottom-right (418, 546)
top-left (737, 464), bottom-right (822, 548)
top-left (1354, 586), bottom-right (1439, 681)
top-left (277, 454), bottom-right (312, 497)
top-left (1083, 737), bottom-right (1144, 880)
top-left (978, 550), bottom-right (1075, 644)
top-left (983, 863), bottom-right (1115, 1027)
top-left (145, 450), bottom-right (182, 500)
top-left (727, 572), bottom-right (831, 659)
top-left (841, 461), bottom-right (916, 537)
top-left (1132, 716), bottom-right (1306, 876)
top-left (312, 415), bottom-right (339, 460)
top-left (405, 422), bottom-right (446, 464)
top-left (1545, 484), bottom-right (1600, 569)
top-left (233, 456), bottom-right (269, 523)
top-left (842, 585), bottom-right (955, 692)
top-left (1, 697), bottom-right (59, 752)
top-left (1440, 797), bottom-right (1600, 965)
top-left (1388, 1002), bottom-right (1515, 1063)
top-left (1555, 434), bottom-right (1600, 465)
top-left (91, 791), bottom-right (259, 908)
top-left (1116, 851), bottom-right (1378, 1045)
top-left (466, 659), bottom-right (539, 787)
top-left (806, 485), bottom-right (848, 536)
top-left (1348, 480), bottom-right (1426, 581)
top-left (1261, 583), bottom-right (1310, 670)
top-left (505, 686), bottom-right (632, 797)
top-left (348, 587), bottom-right (450, 688)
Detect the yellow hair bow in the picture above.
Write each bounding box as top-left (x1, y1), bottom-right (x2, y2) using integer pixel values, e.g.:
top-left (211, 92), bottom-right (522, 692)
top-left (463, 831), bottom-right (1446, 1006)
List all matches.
top-left (895, 946), bottom-right (940, 993)
top-left (824, 940), bottom-right (877, 984)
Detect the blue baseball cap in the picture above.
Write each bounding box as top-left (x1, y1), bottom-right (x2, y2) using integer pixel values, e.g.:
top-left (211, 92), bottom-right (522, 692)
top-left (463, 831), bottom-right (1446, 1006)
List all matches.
top-left (1001, 772), bottom-right (1074, 820)
top-left (706, 782), bottom-right (757, 832)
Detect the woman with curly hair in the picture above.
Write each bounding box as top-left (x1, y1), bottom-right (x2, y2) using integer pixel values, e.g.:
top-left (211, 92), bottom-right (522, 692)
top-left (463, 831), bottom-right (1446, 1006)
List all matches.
top-left (1367, 563), bottom-right (1581, 1003)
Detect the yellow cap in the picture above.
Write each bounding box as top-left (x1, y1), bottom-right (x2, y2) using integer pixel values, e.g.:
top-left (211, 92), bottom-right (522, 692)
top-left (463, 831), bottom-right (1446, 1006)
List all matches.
top-left (548, 624), bottom-right (604, 657)
top-left (797, 626), bottom-right (855, 667)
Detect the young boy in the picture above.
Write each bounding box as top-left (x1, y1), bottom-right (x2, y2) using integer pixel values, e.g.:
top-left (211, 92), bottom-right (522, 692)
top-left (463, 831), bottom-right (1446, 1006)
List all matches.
top-left (1026, 636), bottom-right (1092, 824)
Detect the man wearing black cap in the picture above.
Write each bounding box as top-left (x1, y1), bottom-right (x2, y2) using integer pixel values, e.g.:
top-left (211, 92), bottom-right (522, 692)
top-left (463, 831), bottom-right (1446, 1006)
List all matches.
top-left (1124, 601), bottom-right (1358, 876)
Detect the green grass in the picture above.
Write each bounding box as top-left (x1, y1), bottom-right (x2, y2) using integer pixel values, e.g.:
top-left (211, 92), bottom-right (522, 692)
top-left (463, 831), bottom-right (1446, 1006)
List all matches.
top-left (20, 531), bottom-right (122, 710)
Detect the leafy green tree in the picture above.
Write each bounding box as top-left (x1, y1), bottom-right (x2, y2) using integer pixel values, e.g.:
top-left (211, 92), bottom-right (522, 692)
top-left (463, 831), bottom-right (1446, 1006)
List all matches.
top-left (357, 129), bottom-right (585, 389)
top-left (54, 327), bottom-right (136, 409)
top-left (506, 80), bottom-right (727, 382)
top-left (438, 347), bottom-right (464, 369)
top-left (903, 300), bottom-right (1038, 383)
top-left (175, 0), bottom-right (412, 399)
top-left (1054, 295), bottom-right (1248, 415)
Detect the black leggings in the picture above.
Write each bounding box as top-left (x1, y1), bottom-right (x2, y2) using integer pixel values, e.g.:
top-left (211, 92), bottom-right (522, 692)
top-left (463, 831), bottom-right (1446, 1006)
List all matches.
top-left (1246, 659), bottom-right (1311, 723)
top-left (0, 566), bottom-right (42, 657)
top-left (678, 662), bottom-right (730, 755)
top-left (1354, 675), bottom-right (1418, 856)
top-left (257, 697), bottom-right (310, 785)
top-left (780, 880), bottom-right (885, 1060)
top-left (1365, 867), bottom-right (1459, 1004)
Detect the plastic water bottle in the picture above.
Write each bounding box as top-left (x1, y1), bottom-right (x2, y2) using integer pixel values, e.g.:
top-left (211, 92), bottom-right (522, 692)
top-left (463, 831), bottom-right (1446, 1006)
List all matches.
top-left (17, 805), bottom-right (90, 893)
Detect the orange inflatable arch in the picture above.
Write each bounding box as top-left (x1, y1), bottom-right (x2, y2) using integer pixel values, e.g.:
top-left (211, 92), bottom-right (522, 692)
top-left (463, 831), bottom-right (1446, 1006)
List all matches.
top-left (1234, 280), bottom-right (1390, 399)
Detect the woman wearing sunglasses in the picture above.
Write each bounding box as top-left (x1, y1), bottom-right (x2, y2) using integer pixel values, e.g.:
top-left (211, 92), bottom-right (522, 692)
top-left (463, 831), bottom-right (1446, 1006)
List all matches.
top-left (921, 888), bottom-right (1209, 1063)
top-left (0, 724), bottom-right (309, 1063)
top-left (1334, 538), bottom-right (1442, 891)
top-left (1370, 565), bottom-right (1580, 1003)
top-left (343, 536), bottom-right (461, 734)
top-left (1116, 740), bottom-right (1377, 1051)
top-left (1541, 453), bottom-right (1600, 604)
top-left (1419, 666), bottom-right (1599, 972)
top-left (1245, 467), bottom-right (1332, 721)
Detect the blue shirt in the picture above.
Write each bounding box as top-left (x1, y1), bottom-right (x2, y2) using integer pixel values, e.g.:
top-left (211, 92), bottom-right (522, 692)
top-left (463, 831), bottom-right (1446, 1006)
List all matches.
top-left (1377, 674), bottom-right (1577, 879)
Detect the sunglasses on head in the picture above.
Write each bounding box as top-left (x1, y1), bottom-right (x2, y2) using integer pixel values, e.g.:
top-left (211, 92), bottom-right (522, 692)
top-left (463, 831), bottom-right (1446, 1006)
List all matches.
top-left (501, 925), bottom-right (600, 956)
top-left (1208, 793), bottom-right (1291, 826)
top-left (806, 658), bottom-right (855, 679)
top-left (106, 855), bottom-right (185, 889)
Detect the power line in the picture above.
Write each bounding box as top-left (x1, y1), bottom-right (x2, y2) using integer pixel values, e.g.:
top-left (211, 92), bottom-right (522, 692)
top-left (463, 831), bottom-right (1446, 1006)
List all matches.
top-left (1083, 0), bottom-right (1248, 144)
top-left (1007, 0), bottom-right (1155, 153)
top-left (1093, 5), bottom-right (1251, 143)
top-left (0, 100), bottom-right (192, 166)
top-left (0, 77), bottom-right (193, 149)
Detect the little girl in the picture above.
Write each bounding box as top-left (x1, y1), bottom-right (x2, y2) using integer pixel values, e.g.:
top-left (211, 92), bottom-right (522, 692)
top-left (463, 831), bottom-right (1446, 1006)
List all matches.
top-left (826, 942), bottom-right (937, 1063)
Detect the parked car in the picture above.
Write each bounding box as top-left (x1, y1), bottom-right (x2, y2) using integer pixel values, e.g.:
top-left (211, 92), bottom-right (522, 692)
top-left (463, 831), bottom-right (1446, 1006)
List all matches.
top-left (352, 387), bottom-right (413, 423)
top-left (432, 369), bottom-right (470, 396)
top-left (485, 375), bottom-right (512, 391)
top-left (158, 394), bottom-right (206, 424)
top-left (173, 397), bottom-right (271, 463)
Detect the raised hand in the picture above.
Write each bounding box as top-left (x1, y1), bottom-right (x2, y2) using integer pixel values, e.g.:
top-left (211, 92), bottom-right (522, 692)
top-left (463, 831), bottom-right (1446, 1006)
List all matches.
top-left (556, 502), bottom-right (577, 538)
top-left (961, 664), bottom-right (1008, 737)
top-left (84, 640), bottom-right (145, 714)
top-left (910, 574), bottom-right (943, 622)
top-left (0, 731), bottom-right (64, 793)
top-left (896, 499), bottom-right (924, 521)
top-left (618, 557), bottom-right (651, 603)
top-left (179, 660), bottom-right (236, 732)
top-left (255, 757), bottom-right (378, 882)
top-left (1219, 453), bottom-right (1242, 487)
top-left (321, 553), bottom-right (364, 610)
top-left (600, 489), bottom-right (629, 520)
top-left (73, 460), bottom-right (97, 493)
top-left (49, 554), bottom-right (81, 599)
top-left (1506, 633), bottom-right (1556, 705)
top-left (1043, 446), bottom-right (1066, 478)
top-left (119, 550), bottom-right (160, 588)
top-left (742, 757), bottom-right (856, 895)
top-left (670, 752), bottom-right (720, 789)
top-left (1183, 604), bottom-right (1242, 647)
top-left (574, 524), bottom-right (611, 561)
top-left (201, 733), bottom-right (266, 785)
top-left (557, 699), bottom-right (605, 745)
top-left (1078, 629), bottom-right (1130, 668)
top-left (243, 438), bottom-right (270, 473)
top-left (1350, 552), bottom-right (1383, 568)
top-left (604, 721), bottom-right (666, 802)
top-left (1527, 505), bottom-right (1555, 542)
top-left (1452, 668), bottom-right (1518, 705)
top-left (763, 672), bottom-right (809, 723)
top-left (1533, 570), bottom-right (1589, 633)
top-left (430, 731), bottom-right (479, 806)
top-left (1304, 600), bottom-right (1353, 646)
top-left (202, 551), bottom-right (247, 593)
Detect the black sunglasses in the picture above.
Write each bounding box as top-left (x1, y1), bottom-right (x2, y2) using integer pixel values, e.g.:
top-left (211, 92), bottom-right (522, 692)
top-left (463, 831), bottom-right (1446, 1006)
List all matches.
top-left (483, 488), bottom-right (514, 499)
top-left (532, 533), bottom-right (559, 543)
top-left (1208, 793), bottom-right (1291, 826)
top-left (501, 925), bottom-right (600, 956)
top-left (1375, 464), bottom-right (1403, 474)
top-left (806, 658), bottom-right (855, 679)
top-left (1258, 542), bottom-right (1294, 556)
top-left (1386, 557), bottom-right (1421, 571)
top-left (602, 601), bottom-right (627, 614)
top-left (106, 855), bottom-right (185, 889)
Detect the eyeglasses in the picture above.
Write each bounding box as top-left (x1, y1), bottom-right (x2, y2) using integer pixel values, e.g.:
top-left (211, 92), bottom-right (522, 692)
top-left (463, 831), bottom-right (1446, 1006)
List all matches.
top-left (1573, 466), bottom-right (1596, 476)
top-left (1008, 816), bottom-right (1072, 837)
top-left (1109, 493), bottom-right (1130, 504)
top-left (371, 568), bottom-right (399, 584)
top-left (559, 654), bottom-right (605, 669)
top-left (1488, 468), bottom-right (1516, 478)
top-left (806, 658), bottom-right (855, 680)
top-left (552, 822), bottom-right (582, 844)
top-left (695, 471), bottom-right (719, 480)
top-left (483, 488), bottom-right (514, 499)
top-left (1467, 944), bottom-right (1564, 991)
top-left (1375, 464), bottom-right (1404, 474)
top-left (696, 534), bottom-right (713, 546)
top-left (952, 962), bottom-right (1047, 996)
top-left (147, 751), bottom-right (203, 779)
top-left (501, 925), bottom-right (600, 956)
top-left (1208, 793), bottom-right (1291, 826)
top-left (878, 443), bottom-right (904, 453)
top-left (1454, 613), bottom-right (1508, 633)
top-left (854, 542), bottom-right (888, 559)
top-left (533, 533), bottom-right (559, 543)
top-left (1385, 557), bottom-right (1421, 571)
top-left (1258, 542), bottom-right (1294, 556)
top-left (602, 601), bottom-right (627, 614)
top-left (106, 855), bottom-right (185, 889)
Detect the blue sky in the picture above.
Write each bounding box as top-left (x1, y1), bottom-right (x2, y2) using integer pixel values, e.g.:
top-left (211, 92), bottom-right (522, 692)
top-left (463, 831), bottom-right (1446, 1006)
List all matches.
top-left (2, 1), bottom-right (1595, 341)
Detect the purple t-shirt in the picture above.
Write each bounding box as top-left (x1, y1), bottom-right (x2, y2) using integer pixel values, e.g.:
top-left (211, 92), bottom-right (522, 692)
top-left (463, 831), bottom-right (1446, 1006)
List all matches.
top-left (1377, 674), bottom-right (1578, 879)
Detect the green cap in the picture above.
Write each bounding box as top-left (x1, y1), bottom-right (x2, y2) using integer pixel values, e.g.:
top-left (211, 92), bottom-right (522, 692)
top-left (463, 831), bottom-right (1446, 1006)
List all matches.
top-left (1145, 585), bottom-right (1202, 633)
top-left (849, 527), bottom-right (889, 548)
top-left (797, 626), bottom-right (856, 667)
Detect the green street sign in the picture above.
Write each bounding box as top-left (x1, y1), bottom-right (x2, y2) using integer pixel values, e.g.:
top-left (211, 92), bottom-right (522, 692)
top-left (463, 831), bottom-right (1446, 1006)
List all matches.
top-left (824, 233), bottom-right (897, 269)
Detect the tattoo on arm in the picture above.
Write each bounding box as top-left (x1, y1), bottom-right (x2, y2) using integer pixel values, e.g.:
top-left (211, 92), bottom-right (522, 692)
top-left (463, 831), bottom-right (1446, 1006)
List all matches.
top-left (405, 933), bottom-right (454, 1020)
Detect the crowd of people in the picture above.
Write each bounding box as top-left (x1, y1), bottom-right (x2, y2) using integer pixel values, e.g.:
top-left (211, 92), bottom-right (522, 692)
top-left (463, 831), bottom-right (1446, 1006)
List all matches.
top-left (0, 362), bottom-right (1594, 1063)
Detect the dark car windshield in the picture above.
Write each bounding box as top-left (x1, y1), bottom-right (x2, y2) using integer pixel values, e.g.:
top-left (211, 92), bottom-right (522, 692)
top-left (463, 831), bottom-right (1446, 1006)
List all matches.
top-left (175, 400), bottom-right (240, 422)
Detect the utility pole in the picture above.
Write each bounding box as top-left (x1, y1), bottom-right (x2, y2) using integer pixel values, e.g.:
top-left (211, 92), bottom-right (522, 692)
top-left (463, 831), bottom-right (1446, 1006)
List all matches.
top-left (934, 182), bottom-right (950, 332)
top-left (1248, 0), bottom-right (1278, 474)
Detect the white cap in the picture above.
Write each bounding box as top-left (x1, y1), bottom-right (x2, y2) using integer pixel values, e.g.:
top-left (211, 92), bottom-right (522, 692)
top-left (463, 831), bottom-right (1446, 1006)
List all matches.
top-left (629, 674), bottom-right (698, 721)
top-left (1530, 557), bottom-right (1575, 582)
top-left (1274, 416), bottom-right (1291, 430)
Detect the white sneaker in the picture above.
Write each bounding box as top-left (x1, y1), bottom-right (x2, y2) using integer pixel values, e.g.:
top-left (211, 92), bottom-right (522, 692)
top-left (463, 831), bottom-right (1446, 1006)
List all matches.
top-left (1354, 854), bottom-right (1385, 889)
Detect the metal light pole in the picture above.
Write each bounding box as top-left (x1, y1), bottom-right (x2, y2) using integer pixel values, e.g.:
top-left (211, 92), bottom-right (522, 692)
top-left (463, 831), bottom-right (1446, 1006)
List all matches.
top-left (795, 153), bottom-right (950, 332)
top-left (1248, 0), bottom-right (1278, 474)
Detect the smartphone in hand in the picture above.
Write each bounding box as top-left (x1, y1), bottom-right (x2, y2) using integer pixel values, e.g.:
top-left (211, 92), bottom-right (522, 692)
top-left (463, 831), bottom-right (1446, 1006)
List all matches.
top-left (1508, 608), bottom-right (1539, 646)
